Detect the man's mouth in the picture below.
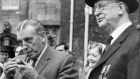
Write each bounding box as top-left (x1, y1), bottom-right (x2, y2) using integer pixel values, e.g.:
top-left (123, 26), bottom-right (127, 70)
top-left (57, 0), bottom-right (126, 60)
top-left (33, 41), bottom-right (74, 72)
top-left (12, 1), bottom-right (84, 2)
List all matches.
top-left (97, 18), bottom-right (103, 23)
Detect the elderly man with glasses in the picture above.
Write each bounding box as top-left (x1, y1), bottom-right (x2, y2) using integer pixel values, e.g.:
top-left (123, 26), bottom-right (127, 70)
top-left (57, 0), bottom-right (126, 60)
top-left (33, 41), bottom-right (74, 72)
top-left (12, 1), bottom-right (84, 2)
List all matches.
top-left (85, 0), bottom-right (140, 79)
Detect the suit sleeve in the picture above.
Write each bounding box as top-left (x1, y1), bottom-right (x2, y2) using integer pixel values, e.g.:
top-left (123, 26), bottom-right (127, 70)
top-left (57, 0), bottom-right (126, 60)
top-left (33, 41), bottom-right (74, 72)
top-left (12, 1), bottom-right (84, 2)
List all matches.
top-left (0, 66), bottom-right (3, 77)
top-left (37, 75), bottom-right (46, 79)
top-left (57, 54), bottom-right (79, 79)
top-left (127, 42), bottom-right (140, 79)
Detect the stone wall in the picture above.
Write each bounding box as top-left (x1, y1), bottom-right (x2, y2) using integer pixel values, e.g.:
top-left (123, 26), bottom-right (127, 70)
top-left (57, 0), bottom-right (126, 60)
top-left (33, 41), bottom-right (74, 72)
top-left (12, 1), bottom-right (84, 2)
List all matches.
top-left (0, 0), bottom-right (28, 34)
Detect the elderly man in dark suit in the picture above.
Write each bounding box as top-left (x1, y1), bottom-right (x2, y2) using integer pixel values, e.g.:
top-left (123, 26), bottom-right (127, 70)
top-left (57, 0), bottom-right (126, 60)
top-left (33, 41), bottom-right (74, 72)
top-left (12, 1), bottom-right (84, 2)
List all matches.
top-left (1, 20), bottom-right (78, 79)
top-left (85, 0), bottom-right (140, 79)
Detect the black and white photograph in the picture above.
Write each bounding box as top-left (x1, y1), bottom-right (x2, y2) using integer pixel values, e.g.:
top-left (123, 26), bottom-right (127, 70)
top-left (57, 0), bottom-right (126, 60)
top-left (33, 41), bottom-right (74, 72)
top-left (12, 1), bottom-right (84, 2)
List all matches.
top-left (0, 0), bottom-right (139, 79)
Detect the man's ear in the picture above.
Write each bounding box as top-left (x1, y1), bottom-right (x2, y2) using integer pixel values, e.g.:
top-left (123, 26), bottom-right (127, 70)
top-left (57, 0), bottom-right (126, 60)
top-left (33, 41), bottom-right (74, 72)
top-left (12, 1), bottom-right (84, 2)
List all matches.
top-left (118, 2), bottom-right (126, 15)
top-left (41, 32), bottom-right (46, 44)
top-left (41, 36), bottom-right (45, 44)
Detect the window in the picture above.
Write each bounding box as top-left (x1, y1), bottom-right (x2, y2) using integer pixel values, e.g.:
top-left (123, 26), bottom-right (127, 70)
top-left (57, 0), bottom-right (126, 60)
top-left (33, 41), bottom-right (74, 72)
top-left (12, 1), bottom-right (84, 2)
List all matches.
top-left (1, 0), bottom-right (19, 10)
top-left (4, 38), bottom-right (9, 46)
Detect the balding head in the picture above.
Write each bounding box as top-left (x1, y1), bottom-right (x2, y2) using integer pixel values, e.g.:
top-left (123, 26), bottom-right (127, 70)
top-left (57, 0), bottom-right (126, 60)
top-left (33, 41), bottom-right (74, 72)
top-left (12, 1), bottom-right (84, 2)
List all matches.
top-left (17, 19), bottom-right (46, 35)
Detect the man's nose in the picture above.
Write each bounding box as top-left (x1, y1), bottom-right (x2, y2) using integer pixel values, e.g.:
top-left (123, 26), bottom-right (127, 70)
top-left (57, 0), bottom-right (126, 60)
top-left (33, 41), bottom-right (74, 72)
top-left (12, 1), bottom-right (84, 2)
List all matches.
top-left (22, 41), bottom-right (28, 46)
top-left (94, 8), bottom-right (102, 17)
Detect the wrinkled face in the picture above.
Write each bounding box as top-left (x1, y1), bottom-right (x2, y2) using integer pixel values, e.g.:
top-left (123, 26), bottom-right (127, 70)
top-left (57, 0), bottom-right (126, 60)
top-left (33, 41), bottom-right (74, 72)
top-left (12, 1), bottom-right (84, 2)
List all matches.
top-left (87, 47), bottom-right (101, 67)
top-left (94, 0), bottom-right (120, 28)
top-left (17, 25), bottom-right (44, 59)
top-left (0, 52), bottom-right (9, 63)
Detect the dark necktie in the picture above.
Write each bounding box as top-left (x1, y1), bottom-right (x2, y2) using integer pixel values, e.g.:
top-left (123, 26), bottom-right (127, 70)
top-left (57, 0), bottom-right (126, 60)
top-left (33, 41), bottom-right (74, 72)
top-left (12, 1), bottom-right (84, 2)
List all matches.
top-left (104, 36), bottom-right (113, 52)
top-left (105, 36), bottom-right (113, 45)
top-left (0, 66), bottom-right (3, 76)
top-left (31, 59), bottom-right (37, 67)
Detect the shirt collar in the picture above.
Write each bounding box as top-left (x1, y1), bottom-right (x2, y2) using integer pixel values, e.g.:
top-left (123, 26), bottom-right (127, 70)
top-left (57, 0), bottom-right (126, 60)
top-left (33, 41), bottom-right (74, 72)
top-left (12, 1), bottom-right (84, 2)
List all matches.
top-left (34, 44), bottom-right (48, 67)
top-left (110, 21), bottom-right (132, 45)
top-left (37, 44), bottom-right (48, 61)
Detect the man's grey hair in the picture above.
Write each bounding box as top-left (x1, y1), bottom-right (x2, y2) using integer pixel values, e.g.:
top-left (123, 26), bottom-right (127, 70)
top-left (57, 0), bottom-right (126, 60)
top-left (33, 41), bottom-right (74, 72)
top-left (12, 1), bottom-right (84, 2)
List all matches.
top-left (17, 19), bottom-right (46, 35)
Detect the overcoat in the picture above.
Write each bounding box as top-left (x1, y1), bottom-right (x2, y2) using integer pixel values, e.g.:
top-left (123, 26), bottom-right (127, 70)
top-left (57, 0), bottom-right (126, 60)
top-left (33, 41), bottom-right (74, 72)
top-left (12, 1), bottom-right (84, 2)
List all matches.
top-left (89, 25), bottom-right (140, 79)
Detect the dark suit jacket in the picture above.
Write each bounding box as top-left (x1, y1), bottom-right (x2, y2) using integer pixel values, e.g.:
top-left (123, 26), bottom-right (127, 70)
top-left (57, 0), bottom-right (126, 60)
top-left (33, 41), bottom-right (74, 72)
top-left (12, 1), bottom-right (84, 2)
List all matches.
top-left (0, 66), bottom-right (3, 77)
top-left (34, 46), bottom-right (78, 79)
top-left (13, 46), bottom-right (78, 79)
top-left (89, 25), bottom-right (140, 79)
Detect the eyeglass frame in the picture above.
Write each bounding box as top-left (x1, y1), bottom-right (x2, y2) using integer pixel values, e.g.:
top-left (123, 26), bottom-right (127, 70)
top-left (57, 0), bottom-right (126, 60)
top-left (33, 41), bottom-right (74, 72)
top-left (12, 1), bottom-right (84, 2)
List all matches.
top-left (93, 1), bottom-right (122, 12)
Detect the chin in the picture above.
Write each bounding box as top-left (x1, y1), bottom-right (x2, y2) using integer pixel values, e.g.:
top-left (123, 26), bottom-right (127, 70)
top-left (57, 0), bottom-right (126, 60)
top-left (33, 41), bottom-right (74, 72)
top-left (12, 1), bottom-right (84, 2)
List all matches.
top-left (98, 18), bottom-right (109, 27)
top-left (98, 21), bottom-right (108, 28)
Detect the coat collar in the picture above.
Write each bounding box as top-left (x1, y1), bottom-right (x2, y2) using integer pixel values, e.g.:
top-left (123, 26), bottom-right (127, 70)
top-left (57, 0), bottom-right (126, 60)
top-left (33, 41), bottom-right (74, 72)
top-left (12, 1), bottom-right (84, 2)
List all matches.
top-left (35, 45), bottom-right (52, 73)
top-left (94, 25), bottom-right (135, 69)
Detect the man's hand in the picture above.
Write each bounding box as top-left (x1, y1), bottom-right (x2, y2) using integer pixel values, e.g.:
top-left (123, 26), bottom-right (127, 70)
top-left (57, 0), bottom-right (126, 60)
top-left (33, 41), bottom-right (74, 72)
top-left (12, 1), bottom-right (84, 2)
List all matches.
top-left (3, 59), bottom-right (39, 79)
top-left (3, 59), bottom-right (18, 79)
top-left (15, 61), bottom-right (39, 79)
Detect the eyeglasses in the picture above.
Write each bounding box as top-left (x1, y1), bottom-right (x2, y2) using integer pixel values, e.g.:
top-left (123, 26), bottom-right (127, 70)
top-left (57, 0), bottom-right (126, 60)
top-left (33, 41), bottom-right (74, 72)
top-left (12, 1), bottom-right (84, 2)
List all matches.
top-left (93, 1), bottom-right (120, 12)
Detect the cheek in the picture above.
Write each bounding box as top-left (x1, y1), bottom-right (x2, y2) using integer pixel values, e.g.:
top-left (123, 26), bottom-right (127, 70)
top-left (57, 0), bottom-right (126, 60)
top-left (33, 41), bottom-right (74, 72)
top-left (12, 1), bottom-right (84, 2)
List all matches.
top-left (31, 38), bottom-right (42, 50)
top-left (95, 56), bottom-right (101, 61)
top-left (104, 13), bottom-right (112, 21)
top-left (32, 42), bottom-right (41, 49)
top-left (106, 10), bottom-right (118, 20)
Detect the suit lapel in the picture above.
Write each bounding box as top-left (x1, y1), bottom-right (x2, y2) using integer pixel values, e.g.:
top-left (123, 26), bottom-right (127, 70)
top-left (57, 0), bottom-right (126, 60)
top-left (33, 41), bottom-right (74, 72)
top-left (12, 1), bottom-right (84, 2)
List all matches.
top-left (35, 46), bottom-right (52, 74)
top-left (94, 25), bottom-right (135, 68)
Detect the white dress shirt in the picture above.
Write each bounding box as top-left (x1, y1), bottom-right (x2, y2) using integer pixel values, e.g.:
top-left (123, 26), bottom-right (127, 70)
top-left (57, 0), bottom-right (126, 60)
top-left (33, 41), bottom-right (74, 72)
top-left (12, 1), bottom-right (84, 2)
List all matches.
top-left (101, 22), bottom-right (132, 53)
top-left (110, 21), bottom-right (132, 45)
top-left (101, 43), bottom-right (106, 53)
top-left (29, 44), bottom-right (48, 67)
top-left (34, 44), bottom-right (48, 67)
